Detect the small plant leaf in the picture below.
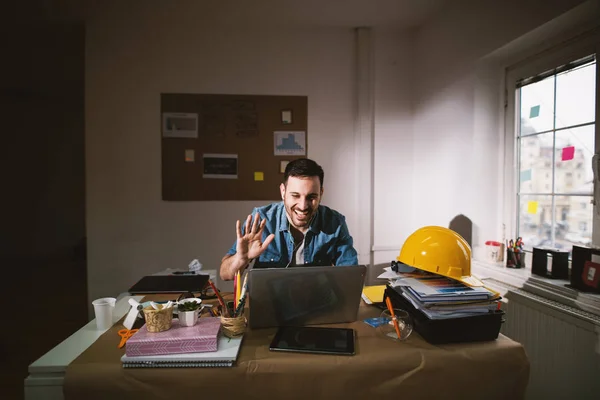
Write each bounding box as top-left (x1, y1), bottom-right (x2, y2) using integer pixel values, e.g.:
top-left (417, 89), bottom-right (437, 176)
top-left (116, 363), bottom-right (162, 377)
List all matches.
top-left (178, 301), bottom-right (201, 312)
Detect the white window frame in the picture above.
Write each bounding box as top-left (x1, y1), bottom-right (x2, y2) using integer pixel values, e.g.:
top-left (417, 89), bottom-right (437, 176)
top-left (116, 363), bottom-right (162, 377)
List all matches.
top-left (474, 26), bottom-right (600, 323)
top-left (503, 31), bottom-right (600, 253)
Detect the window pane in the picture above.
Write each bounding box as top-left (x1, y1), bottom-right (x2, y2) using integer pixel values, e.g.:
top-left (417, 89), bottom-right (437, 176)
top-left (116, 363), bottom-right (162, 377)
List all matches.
top-left (518, 194), bottom-right (552, 252)
top-left (520, 77), bottom-right (555, 135)
top-left (554, 125), bottom-right (594, 194)
top-left (519, 132), bottom-right (553, 194)
top-left (555, 195), bottom-right (593, 251)
top-left (556, 61), bottom-right (596, 129)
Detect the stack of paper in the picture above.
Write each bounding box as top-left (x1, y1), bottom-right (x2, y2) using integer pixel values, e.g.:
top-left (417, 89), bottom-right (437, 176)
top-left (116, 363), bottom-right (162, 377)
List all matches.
top-left (377, 265), bottom-right (500, 320)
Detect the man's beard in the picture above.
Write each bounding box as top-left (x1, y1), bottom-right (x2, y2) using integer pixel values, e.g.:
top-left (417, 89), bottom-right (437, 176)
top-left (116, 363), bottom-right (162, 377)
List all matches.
top-left (286, 205), bottom-right (316, 229)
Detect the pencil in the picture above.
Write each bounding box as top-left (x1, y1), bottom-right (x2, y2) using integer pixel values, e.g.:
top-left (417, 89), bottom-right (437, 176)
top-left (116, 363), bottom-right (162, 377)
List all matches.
top-left (235, 270), bottom-right (242, 309)
top-left (208, 279), bottom-right (229, 317)
top-left (233, 293), bottom-right (247, 317)
top-left (233, 272), bottom-right (238, 307)
top-left (385, 297), bottom-right (402, 340)
top-left (239, 272), bottom-right (248, 306)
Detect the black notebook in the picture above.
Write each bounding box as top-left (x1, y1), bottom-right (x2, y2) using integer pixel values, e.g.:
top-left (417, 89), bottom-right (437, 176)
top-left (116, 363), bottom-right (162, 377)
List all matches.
top-left (128, 274), bottom-right (210, 294)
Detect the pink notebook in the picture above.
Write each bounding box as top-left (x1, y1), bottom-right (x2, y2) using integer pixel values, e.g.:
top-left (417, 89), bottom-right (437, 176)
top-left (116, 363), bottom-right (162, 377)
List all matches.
top-left (126, 318), bottom-right (221, 356)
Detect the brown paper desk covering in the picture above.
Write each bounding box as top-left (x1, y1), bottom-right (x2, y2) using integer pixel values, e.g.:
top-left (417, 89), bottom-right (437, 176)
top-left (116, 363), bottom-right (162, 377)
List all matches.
top-left (64, 297), bottom-right (529, 400)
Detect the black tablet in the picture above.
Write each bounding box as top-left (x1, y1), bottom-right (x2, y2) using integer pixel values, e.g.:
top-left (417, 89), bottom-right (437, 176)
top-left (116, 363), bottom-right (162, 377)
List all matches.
top-left (269, 326), bottom-right (355, 356)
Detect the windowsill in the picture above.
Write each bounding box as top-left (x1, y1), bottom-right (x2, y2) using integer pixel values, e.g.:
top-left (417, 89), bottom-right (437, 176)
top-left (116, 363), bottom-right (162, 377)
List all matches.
top-left (472, 258), bottom-right (600, 323)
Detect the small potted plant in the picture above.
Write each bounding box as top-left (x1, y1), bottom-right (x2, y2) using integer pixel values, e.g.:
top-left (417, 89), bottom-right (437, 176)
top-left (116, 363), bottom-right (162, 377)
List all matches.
top-left (177, 298), bottom-right (202, 327)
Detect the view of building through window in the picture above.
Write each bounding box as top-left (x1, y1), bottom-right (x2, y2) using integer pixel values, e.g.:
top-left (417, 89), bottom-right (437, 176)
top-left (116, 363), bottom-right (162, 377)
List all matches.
top-left (517, 57), bottom-right (596, 254)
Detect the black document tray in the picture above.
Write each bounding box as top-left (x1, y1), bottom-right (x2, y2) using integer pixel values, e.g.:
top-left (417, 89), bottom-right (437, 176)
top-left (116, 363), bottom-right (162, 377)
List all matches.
top-left (128, 275), bottom-right (209, 294)
top-left (384, 286), bottom-right (504, 344)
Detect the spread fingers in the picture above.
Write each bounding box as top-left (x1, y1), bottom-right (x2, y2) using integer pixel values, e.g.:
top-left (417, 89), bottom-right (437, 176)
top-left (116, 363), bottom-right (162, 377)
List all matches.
top-left (251, 213), bottom-right (261, 233)
top-left (244, 214), bottom-right (252, 235)
top-left (235, 220), bottom-right (242, 239)
top-left (262, 233), bottom-right (275, 249)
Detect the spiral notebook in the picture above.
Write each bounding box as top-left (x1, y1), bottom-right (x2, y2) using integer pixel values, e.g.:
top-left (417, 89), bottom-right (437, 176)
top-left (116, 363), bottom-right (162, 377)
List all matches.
top-left (121, 335), bottom-right (243, 368)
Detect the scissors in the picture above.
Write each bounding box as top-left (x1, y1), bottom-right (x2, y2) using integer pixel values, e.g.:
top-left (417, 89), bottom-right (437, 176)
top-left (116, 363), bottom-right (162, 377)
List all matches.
top-left (118, 328), bottom-right (139, 349)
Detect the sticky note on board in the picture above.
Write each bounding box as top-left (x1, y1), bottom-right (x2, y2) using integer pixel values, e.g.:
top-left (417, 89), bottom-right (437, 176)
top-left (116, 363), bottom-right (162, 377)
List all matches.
top-left (185, 149), bottom-right (195, 162)
top-left (562, 146), bottom-right (575, 161)
top-left (254, 172), bottom-right (264, 181)
top-left (527, 201), bottom-right (538, 214)
top-left (520, 169), bottom-right (532, 182)
top-left (529, 105), bottom-right (540, 118)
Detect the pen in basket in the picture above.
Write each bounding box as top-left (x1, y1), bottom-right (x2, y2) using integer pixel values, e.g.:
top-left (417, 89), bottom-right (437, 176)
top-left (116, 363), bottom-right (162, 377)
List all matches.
top-left (233, 274), bottom-right (249, 317)
top-left (207, 279), bottom-right (230, 317)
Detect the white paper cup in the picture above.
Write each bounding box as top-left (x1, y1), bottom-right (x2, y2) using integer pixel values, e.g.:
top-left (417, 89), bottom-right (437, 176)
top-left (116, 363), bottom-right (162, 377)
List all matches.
top-left (92, 297), bottom-right (116, 330)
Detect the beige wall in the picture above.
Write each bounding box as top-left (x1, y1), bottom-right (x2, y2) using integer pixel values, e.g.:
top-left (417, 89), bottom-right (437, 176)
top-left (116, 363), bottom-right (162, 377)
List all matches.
top-left (86, 0), bottom-right (592, 305)
top-left (86, 5), bottom-right (359, 301)
top-left (401, 0), bottom-right (588, 259)
top-left (372, 0), bottom-right (592, 263)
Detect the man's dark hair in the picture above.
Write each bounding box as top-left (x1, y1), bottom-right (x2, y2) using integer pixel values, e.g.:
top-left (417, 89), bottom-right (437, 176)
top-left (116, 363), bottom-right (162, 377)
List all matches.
top-left (283, 158), bottom-right (324, 188)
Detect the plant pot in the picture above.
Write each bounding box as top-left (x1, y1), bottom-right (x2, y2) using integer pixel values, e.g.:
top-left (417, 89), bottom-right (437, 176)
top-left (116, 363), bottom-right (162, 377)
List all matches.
top-left (178, 310), bottom-right (199, 327)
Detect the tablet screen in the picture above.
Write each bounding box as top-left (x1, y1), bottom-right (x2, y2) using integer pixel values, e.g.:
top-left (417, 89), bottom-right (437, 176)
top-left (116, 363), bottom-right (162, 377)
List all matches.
top-left (269, 326), bottom-right (355, 356)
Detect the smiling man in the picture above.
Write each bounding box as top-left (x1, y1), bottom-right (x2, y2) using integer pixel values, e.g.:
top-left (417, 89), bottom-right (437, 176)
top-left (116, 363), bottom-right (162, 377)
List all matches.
top-left (220, 158), bottom-right (358, 281)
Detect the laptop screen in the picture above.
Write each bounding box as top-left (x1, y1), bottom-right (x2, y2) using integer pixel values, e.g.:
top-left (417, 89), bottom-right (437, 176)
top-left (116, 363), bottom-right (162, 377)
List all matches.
top-left (268, 272), bottom-right (341, 322)
top-left (248, 265), bottom-right (366, 329)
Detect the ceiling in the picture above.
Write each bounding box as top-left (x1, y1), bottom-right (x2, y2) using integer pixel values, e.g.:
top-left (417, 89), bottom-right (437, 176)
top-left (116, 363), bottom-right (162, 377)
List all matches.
top-left (10, 0), bottom-right (452, 30)
top-left (196, 0), bottom-right (452, 29)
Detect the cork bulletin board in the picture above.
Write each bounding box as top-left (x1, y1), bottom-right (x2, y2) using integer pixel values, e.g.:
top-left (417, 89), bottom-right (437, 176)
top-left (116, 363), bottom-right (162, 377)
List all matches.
top-left (161, 93), bottom-right (308, 201)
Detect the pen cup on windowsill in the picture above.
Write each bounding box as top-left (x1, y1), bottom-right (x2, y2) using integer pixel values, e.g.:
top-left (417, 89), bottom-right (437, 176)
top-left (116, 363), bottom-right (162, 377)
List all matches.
top-left (220, 313), bottom-right (246, 338)
top-left (506, 249), bottom-right (526, 269)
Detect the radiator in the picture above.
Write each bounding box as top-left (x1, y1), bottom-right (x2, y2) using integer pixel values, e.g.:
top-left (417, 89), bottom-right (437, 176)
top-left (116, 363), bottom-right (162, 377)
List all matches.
top-left (487, 279), bottom-right (600, 400)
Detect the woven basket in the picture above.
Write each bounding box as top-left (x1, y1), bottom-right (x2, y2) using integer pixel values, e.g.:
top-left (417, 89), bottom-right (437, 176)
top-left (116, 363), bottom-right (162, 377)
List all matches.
top-left (142, 306), bottom-right (174, 332)
top-left (220, 315), bottom-right (246, 338)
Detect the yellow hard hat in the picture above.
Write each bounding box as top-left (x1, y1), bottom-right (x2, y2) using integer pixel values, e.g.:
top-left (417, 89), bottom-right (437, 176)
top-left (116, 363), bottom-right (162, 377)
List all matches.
top-left (397, 226), bottom-right (483, 287)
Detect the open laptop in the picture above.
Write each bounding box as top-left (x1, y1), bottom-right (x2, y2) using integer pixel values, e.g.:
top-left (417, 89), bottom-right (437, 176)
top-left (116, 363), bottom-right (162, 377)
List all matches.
top-left (248, 265), bottom-right (367, 329)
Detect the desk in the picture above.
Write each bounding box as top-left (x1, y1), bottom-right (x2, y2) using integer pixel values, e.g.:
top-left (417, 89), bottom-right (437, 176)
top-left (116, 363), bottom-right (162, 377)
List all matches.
top-left (24, 295), bottom-right (145, 400)
top-left (27, 295), bottom-right (529, 400)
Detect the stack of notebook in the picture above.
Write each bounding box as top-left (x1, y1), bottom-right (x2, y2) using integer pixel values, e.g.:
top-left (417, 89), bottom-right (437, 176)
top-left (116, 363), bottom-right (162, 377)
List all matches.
top-left (122, 318), bottom-right (243, 368)
top-left (378, 266), bottom-right (500, 320)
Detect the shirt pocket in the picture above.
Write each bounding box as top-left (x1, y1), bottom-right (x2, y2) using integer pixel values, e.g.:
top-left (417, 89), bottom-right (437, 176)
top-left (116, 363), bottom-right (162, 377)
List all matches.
top-left (259, 248), bottom-right (282, 264)
top-left (311, 247), bottom-right (335, 266)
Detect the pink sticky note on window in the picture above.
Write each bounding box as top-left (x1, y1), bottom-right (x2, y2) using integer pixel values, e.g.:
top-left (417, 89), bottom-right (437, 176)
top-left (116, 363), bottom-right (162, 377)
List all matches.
top-left (562, 146), bottom-right (575, 161)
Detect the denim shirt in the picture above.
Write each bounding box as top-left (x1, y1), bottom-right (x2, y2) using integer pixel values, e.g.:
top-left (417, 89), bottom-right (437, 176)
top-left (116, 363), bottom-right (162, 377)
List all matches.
top-left (226, 202), bottom-right (358, 268)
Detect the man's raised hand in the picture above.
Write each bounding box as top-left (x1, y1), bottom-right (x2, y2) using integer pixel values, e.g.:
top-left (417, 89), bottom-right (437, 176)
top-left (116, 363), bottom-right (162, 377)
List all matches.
top-left (235, 213), bottom-right (275, 262)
